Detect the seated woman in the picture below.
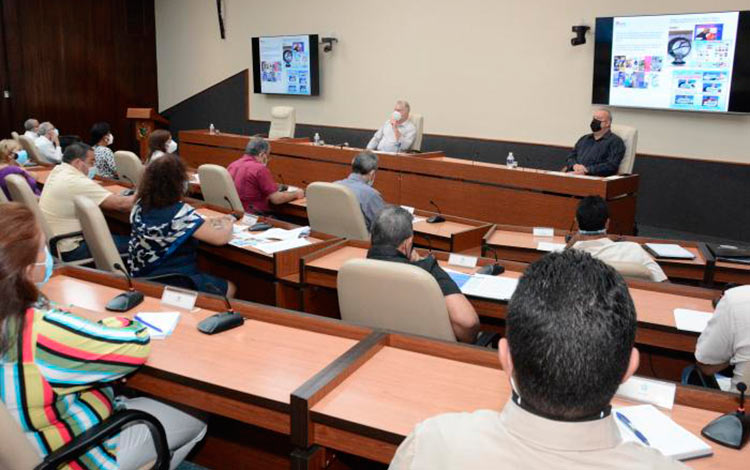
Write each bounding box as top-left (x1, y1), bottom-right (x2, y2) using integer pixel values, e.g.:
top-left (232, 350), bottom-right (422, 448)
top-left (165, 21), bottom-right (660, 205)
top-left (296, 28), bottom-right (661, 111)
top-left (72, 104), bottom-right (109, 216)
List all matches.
top-left (0, 138), bottom-right (40, 200)
top-left (147, 129), bottom-right (177, 163)
top-left (129, 154), bottom-right (236, 296)
top-left (90, 121), bottom-right (118, 178)
top-left (0, 203), bottom-right (206, 470)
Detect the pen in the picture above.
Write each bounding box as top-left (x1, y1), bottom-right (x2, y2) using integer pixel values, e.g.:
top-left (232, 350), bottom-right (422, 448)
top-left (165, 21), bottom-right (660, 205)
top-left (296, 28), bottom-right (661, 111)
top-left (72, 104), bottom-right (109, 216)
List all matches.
top-left (134, 316), bottom-right (163, 333)
top-left (616, 412), bottom-right (650, 446)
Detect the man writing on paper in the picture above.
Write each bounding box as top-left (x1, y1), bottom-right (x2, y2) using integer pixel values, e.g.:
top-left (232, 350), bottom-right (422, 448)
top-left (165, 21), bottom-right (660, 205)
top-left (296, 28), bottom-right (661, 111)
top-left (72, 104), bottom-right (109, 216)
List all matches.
top-left (366, 206), bottom-right (479, 343)
top-left (366, 100), bottom-right (417, 153)
top-left (389, 251), bottom-right (686, 469)
top-left (333, 150), bottom-right (386, 230)
top-left (569, 196), bottom-right (667, 282)
top-left (564, 108), bottom-right (625, 176)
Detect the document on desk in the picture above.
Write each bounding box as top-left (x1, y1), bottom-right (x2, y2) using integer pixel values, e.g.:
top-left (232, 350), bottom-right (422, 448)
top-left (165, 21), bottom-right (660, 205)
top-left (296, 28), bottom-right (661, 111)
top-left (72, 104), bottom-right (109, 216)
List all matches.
top-left (257, 226), bottom-right (311, 241)
top-left (461, 274), bottom-right (519, 301)
top-left (644, 243), bottom-right (695, 259)
top-left (134, 312), bottom-right (180, 340)
top-left (673, 309), bottom-right (712, 333)
top-left (537, 242), bottom-right (566, 252)
top-left (255, 237), bottom-right (311, 254)
top-left (613, 405), bottom-right (712, 460)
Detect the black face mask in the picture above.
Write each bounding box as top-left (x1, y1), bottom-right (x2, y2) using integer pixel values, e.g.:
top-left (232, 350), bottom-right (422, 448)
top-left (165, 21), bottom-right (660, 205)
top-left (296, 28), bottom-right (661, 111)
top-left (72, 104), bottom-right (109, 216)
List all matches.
top-left (590, 119), bottom-right (602, 132)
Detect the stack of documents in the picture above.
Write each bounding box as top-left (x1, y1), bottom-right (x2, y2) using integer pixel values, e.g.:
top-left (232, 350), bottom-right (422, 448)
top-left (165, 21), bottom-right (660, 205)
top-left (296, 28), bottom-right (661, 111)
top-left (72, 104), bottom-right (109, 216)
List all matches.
top-left (229, 226), bottom-right (312, 253)
top-left (673, 308), bottom-right (712, 333)
top-left (644, 243), bottom-right (695, 259)
top-left (447, 271), bottom-right (519, 301)
top-left (134, 311), bottom-right (181, 339)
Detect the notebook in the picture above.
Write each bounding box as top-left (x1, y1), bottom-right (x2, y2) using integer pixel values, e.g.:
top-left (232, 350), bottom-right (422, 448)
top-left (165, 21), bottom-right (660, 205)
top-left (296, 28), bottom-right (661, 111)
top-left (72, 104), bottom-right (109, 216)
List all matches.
top-left (461, 275), bottom-right (518, 301)
top-left (613, 405), bottom-right (712, 461)
top-left (134, 311), bottom-right (181, 340)
top-left (644, 243), bottom-right (695, 260)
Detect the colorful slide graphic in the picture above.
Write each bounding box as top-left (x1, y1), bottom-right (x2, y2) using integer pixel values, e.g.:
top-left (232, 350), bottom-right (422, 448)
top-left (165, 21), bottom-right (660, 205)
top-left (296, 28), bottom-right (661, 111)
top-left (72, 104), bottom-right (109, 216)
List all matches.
top-left (258, 36), bottom-right (312, 95)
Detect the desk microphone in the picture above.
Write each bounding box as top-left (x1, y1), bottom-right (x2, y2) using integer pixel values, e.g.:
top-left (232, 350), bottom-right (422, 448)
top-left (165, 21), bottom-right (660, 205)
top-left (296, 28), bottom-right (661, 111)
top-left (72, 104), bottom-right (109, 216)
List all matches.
top-left (330, 142), bottom-right (349, 149)
top-left (702, 382), bottom-right (750, 449)
top-left (119, 174), bottom-right (137, 196)
top-left (564, 217), bottom-right (577, 243)
top-left (423, 234), bottom-right (433, 254)
top-left (105, 263), bottom-right (144, 312)
top-left (477, 245), bottom-right (505, 276)
top-left (427, 200), bottom-right (446, 224)
top-left (277, 174), bottom-right (288, 192)
top-left (222, 196), bottom-right (242, 220)
top-left (197, 285), bottom-right (245, 335)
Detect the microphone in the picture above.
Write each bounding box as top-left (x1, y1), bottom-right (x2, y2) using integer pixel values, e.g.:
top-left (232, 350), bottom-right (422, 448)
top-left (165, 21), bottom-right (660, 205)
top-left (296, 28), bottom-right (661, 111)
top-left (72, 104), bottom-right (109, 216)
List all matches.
top-left (427, 200), bottom-right (446, 224)
top-left (223, 196), bottom-right (242, 220)
top-left (423, 234), bottom-right (433, 254)
top-left (197, 284), bottom-right (245, 335)
top-left (477, 245), bottom-right (505, 276)
top-left (105, 263), bottom-right (145, 312)
top-left (277, 173), bottom-right (288, 192)
top-left (564, 217), bottom-right (577, 243)
top-left (119, 174), bottom-right (137, 196)
top-left (701, 381), bottom-right (750, 449)
top-left (330, 142), bottom-right (349, 149)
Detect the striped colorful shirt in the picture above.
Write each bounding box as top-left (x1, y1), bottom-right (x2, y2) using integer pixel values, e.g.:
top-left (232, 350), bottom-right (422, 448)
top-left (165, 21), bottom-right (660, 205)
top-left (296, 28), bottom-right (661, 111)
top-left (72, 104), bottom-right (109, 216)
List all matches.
top-left (1, 307), bottom-right (150, 470)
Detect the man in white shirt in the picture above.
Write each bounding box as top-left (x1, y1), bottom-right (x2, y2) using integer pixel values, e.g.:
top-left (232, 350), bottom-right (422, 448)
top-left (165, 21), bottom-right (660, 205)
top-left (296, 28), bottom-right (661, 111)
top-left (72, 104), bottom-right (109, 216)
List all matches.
top-left (389, 251), bottom-right (686, 470)
top-left (695, 285), bottom-right (750, 393)
top-left (40, 143), bottom-right (135, 262)
top-left (34, 121), bottom-right (63, 164)
top-left (366, 100), bottom-right (417, 153)
top-left (570, 195), bottom-right (667, 282)
top-left (23, 118), bottom-right (39, 139)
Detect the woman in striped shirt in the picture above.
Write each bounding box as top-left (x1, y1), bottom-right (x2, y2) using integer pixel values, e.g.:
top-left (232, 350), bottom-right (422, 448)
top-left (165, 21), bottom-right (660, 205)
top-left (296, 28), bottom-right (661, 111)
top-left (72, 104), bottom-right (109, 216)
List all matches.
top-left (0, 203), bottom-right (206, 469)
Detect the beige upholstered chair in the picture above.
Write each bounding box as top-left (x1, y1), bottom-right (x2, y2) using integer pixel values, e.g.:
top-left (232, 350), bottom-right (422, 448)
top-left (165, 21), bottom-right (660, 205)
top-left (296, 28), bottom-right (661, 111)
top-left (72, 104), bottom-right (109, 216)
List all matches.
top-left (0, 188), bottom-right (8, 203)
top-left (338, 259), bottom-right (456, 341)
top-left (11, 131), bottom-right (20, 142)
top-left (198, 164), bottom-right (244, 212)
top-left (114, 150), bottom-right (144, 185)
top-left (17, 135), bottom-right (44, 165)
top-left (607, 260), bottom-right (654, 281)
top-left (611, 124), bottom-right (638, 174)
top-left (0, 401), bottom-right (41, 470)
top-left (268, 106), bottom-right (296, 139)
top-left (306, 182), bottom-right (369, 241)
top-left (74, 195), bottom-right (124, 273)
top-left (409, 113), bottom-right (424, 152)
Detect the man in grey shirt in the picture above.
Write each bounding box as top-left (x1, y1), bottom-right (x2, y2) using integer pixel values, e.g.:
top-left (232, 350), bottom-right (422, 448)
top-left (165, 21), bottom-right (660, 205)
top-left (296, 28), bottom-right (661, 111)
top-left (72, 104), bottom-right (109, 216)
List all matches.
top-left (366, 100), bottom-right (417, 153)
top-left (334, 150), bottom-right (386, 230)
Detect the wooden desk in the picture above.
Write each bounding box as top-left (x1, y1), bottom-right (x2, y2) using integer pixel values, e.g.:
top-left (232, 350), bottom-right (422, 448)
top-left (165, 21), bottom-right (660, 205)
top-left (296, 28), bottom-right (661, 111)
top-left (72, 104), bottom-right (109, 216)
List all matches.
top-left (712, 259), bottom-right (750, 285)
top-left (179, 130), bottom-right (640, 233)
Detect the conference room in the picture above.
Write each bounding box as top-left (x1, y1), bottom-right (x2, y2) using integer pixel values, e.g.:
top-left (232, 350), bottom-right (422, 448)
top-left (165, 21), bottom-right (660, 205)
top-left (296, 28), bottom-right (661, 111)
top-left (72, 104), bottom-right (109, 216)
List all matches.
top-left (0, 1), bottom-right (749, 469)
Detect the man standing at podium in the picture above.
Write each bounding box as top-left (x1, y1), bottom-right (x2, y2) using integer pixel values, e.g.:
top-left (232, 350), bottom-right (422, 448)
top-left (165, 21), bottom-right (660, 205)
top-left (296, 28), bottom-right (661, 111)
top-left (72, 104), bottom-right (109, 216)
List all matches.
top-left (564, 109), bottom-right (625, 177)
top-left (367, 100), bottom-right (417, 153)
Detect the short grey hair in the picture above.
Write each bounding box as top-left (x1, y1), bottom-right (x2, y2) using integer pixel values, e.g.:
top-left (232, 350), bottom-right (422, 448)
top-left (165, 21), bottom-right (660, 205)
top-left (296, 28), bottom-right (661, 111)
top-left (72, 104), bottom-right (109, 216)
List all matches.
top-left (351, 151), bottom-right (378, 174)
top-left (38, 122), bottom-right (55, 137)
top-left (62, 142), bottom-right (92, 164)
top-left (245, 136), bottom-right (269, 156)
top-left (24, 119), bottom-right (38, 131)
top-left (371, 205), bottom-right (413, 247)
top-left (596, 108), bottom-right (612, 123)
top-left (396, 100), bottom-right (410, 113)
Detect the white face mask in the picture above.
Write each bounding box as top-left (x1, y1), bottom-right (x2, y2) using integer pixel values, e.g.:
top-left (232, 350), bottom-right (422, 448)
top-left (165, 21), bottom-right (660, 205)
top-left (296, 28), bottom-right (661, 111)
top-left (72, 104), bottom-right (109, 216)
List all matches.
top-left (52, 128), bottom-right (59, 137)
top-left (166, 139), bottom-right (178, 153)
top-left (392, 111), bottom-right (402, 122)
top-left (107, 133), bottom-right (114, 146)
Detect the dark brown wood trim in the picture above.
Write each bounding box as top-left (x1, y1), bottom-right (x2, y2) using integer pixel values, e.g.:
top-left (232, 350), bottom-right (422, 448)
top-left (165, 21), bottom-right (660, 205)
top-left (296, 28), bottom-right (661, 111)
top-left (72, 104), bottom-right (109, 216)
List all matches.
top-left (290, 445), bottom-right (327, 470)
top-left (310, 412), bottom-right (405, 446)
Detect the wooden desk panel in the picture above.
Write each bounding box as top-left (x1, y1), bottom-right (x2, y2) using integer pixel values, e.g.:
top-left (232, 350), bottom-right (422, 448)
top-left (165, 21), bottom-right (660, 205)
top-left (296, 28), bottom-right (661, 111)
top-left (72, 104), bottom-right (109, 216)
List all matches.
top-left (713, 260), bottom-right (750, 285)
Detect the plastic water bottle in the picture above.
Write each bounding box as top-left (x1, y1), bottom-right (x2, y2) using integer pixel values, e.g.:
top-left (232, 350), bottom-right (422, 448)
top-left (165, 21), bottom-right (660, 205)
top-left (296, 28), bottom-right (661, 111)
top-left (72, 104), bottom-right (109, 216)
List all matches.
top-left (209, 123), bottom-right (215, 134)
top-left (506, 152), bottom-right (516, 168)
top-left (314, 132), bottom-right (320, 145)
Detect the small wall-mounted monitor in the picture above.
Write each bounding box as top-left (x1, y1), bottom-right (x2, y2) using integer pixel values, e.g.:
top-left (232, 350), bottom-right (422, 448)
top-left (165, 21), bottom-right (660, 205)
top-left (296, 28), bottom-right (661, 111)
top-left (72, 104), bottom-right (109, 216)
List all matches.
top-left (252, 34), bottom-right (320, 96)
top-left (593, 11), bottom-right (750, 113)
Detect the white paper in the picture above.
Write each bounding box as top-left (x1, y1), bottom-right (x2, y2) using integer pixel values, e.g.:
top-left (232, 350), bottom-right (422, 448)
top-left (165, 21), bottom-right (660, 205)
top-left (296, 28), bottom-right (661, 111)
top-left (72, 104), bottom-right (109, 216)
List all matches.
top-left (255, 237), bottom-right (311, 254)
top-left (532, 227), bottom-right (555, 237)
top-left (448, 254), bottom-right (478, 268)
top-left (645, 243), bottom-right (695, 259)
top-left (256, 226), bottom-right (311, 241)
top-left (160, 286), bottom-right (197, 311)
top-left (616, 376), bottom-right (676, 410)
top-left (135, 311), bottom-right (181, 339)
top-left (673, 308), bottom-right (713, 333)
top-left (613, 405), bottom-right (712, 461)
top-left (190, 174), bottom-right (200, 183)
top-left (241, 214), bottom-right (259, 226)
top-left (412, 216), bottom-right (427, 225)
top-left (400, 205), bottom-right (415, 214)
top-left (537, 242), bottom-right (566, 252)
top-left (461, 275), bottom-right (518, 301)
top-left (285, 185), bottom-right (300, 193)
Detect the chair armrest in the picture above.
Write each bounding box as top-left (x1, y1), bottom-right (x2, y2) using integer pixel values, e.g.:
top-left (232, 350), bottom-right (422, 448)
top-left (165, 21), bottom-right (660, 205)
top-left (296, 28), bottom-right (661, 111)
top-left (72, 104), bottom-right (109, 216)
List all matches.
top-left (474, 330), bottom-right (500, 348)
top-left (36, 409), bottom-right (170, 470)
top-left (48, 231), bottom-right (84, 258)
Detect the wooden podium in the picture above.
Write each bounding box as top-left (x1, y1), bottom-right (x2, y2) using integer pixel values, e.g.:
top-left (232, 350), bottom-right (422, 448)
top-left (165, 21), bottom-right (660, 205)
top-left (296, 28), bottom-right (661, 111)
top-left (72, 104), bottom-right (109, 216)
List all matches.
top-left (126, 108), bottom-right (169, 161)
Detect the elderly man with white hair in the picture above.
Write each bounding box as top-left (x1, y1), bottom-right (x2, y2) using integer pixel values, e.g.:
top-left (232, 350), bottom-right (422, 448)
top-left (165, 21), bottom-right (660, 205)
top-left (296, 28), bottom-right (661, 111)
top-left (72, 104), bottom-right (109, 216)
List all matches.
top-left (366, 100), bottom-right (417, 153)
top-left (564, 108), bottom-right (625, 176)
top-left (23, 118), bottom-right (39, 139)
top-left (34, 121), bottom-right (63, 164)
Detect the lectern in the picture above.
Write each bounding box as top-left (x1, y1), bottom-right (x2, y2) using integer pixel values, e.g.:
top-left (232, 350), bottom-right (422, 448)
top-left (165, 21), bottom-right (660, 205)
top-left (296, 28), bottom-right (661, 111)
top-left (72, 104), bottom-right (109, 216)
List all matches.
top-left (126, 108), bottom-right (169, 161)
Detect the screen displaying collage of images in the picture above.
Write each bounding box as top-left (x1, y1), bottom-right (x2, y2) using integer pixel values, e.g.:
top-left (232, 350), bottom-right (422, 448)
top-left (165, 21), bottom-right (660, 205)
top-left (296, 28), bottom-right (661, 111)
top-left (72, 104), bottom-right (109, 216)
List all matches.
top-left (609, 12), bottom-right (739, 112)
top-left (258, 35), bottom-right (312, 95)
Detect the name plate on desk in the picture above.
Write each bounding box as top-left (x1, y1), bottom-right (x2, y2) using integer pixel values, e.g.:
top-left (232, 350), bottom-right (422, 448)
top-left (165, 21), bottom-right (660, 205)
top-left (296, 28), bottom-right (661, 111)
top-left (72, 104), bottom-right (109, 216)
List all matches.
top-left (537, 242), bottom-right (566, 253)
top-left (448, 254), bottom-right (478, 268)
top-left (533, 227), bottom-right (555, 237)
top-left (161, 286), bottom-right (198, 311)
top-left (616, 376), bottom-right (676, 410)
top-left (400, 205), bottom-right (415, 214)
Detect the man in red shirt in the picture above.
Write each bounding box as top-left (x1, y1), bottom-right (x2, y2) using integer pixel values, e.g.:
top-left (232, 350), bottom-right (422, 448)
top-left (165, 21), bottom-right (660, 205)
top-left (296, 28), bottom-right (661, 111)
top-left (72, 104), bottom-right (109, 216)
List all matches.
top-left (227, 137), bottom-right (304, 213)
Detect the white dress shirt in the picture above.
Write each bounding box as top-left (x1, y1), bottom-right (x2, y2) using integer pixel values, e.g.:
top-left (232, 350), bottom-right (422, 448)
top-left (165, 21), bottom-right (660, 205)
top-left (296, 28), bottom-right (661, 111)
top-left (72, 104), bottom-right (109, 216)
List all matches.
top-left (573, 237), bottom-right (668, 282)
top-left (367, 119), bottom-right (417, 153)
top-left (23, 130), bottom-right (38, 140)
top-left (34, 135), bottom-right (62, 164)
top-left (696, 285), bottom-right (750, 392)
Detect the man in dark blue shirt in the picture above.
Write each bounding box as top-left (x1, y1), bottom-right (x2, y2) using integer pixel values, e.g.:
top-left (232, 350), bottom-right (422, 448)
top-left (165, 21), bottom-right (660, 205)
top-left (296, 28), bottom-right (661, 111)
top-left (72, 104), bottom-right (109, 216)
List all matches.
top-left (564, 109), bottom-right (625, 177)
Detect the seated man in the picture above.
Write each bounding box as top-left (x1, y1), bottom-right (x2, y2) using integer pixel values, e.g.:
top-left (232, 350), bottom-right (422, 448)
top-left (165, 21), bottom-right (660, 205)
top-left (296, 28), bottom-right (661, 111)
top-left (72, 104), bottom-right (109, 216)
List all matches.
top-left (34, 121), bottom-right (63, 164)
top-left (564, 108), bottom-right (625, 176)
top-left (227, 136), bottom-right (303, 214)
top-left (366, 100), bottom-right (417, 153)
top-left (695, 285), bottom-right (750, 393)
top-left (333, 150), bottom-right (386, 230)
top-left (390, 250), bottom-right (685, 469)
top-left (40, 143), bottom-right (134, 262)
top-left (367, 206), bottom-right (479, 342)
top-left (23, 118), bottom-right (39, 140)
top-left (570, 196), bottom-right (667, 282)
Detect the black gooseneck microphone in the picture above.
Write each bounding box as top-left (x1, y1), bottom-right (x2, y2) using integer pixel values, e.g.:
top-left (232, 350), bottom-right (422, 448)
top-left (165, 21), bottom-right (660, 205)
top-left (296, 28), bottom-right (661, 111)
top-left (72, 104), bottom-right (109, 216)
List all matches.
top-left (119, 174), bottom-right (137, 196)
top-left (197, 284), bottom-right (245, 335)
top-left (701, 381), bottom-right (750, 449)
top-left (423, 234), bottom-right (433, 254)
top-left (329, 142), bottom-right (349, 149)
top-left (105, 263), bottom-right (145, 312)
top-left (222, 196), bottom-right (243, 220)
top-left (477, 245), bottom-right (505, 276)
top-left (564, 217), bottom-right (577, 243)
top-left (427, 200), bottom-right (446, 224)
top-left (277, 173), bottom-right (289, 192)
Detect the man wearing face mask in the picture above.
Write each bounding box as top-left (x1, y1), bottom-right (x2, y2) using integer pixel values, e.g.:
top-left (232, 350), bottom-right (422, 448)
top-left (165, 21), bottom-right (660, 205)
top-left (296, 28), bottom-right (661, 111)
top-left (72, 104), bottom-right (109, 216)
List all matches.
top-left (333, 150), bottom-right (386, 230)
top-left (40, 143), bottom-right (134, 262)
top-left (227, 136), bottom-right (304, 214)
top-left (564, 108), bottom-right (625, 177)
top-left (366, 100), bottom-right (417, 153)
top-left (34, 121), bottom-right (63, 164)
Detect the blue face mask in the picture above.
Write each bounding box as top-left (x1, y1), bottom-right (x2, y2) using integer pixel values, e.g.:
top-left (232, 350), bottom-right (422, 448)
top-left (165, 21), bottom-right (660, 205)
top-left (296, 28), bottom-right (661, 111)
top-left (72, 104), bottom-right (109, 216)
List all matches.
top-left (15, 150), bottom-right (29, 166)
top-left (36, 247), bottom-right (54, 287)
top-left (87, 167), bottom-right (97, 179)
